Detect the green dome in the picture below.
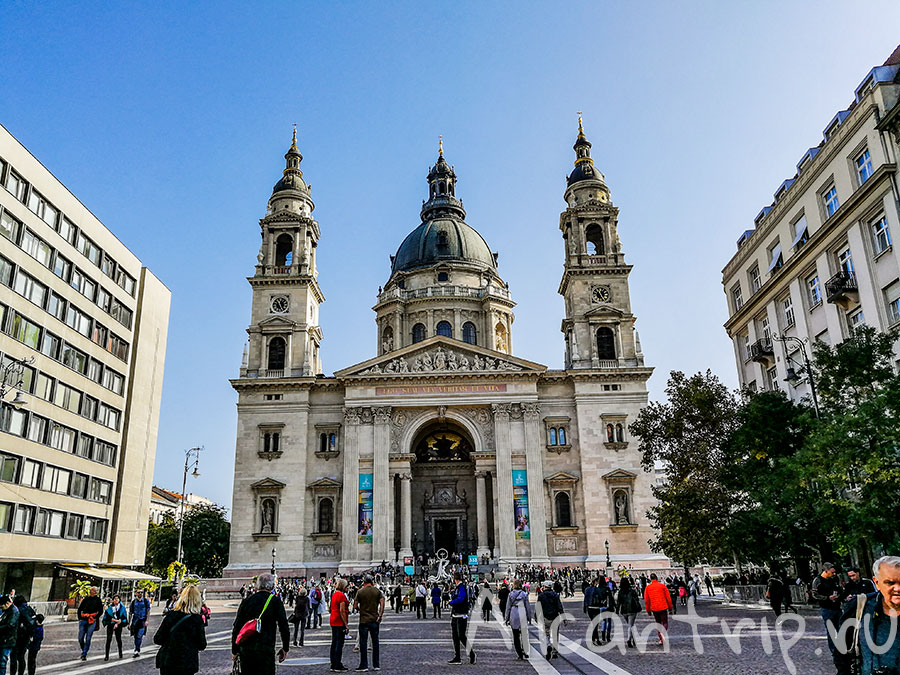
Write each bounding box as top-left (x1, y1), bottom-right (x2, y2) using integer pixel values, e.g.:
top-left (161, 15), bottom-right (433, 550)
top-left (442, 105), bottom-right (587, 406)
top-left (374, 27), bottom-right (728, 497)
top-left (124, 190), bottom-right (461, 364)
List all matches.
top-left (392, 218), bottom-right (496, 274)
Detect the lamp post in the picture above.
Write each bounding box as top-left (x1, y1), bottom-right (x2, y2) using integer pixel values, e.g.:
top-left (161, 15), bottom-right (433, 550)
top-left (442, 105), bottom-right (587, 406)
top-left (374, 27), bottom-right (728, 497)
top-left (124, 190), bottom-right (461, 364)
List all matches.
top-left (0, 355), bottom-right (34, 409)
top-left (774, 335), bottom-right (820, 418)
top-left (176, 447), bottom-right (203, 567)
top-left (605, 539), bottom-right (611, 570)
top-left (271, 547), bottom-right (277, 576)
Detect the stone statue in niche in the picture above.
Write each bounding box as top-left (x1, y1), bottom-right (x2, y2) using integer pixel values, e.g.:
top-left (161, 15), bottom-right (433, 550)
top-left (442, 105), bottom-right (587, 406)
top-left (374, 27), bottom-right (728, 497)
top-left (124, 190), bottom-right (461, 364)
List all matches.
top-left (261, 499), bottom-right (275, 533)
top-left (614, 491), bottom-right (629, 525)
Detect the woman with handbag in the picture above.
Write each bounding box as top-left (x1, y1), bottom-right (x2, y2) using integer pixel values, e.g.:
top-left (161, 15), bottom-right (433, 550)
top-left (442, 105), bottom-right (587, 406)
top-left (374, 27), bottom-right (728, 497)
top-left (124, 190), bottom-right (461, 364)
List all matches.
top-left (153, 586), bottom-right (207, 675)
top-left (102, 595), bottom-right (128, 661)
top-left (291, 588), bottom-right (309, 646)
top-left (616, 577), bottom-right (643, 648)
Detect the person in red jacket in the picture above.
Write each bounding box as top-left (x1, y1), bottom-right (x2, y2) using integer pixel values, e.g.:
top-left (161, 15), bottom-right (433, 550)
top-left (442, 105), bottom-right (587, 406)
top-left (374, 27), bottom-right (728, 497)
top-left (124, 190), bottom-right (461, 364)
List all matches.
top-left (643, 574), bottom-right (674, 645)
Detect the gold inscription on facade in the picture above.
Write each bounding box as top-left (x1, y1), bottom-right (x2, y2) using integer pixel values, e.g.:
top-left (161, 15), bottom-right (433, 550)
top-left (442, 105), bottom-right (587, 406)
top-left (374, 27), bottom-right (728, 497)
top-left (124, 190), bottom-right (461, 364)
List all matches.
top-left (375, 384), bottom-right (508, 396)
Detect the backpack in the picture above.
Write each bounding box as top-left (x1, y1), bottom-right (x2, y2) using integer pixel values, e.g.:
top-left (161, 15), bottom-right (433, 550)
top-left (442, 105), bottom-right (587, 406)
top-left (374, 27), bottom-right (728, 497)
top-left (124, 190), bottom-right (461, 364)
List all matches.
top-left (590, 587), bottom-right (606, 608)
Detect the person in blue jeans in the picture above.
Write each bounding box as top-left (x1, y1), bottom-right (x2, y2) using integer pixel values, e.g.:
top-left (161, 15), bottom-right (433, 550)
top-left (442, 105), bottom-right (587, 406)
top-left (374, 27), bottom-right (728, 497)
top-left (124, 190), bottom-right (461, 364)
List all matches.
top-left (354, 576), bottom-right (385, 671)
top-left (129, 588), bottom-right (151, 657)
top-left (26, 614), bottom-right (42, 675)
top-left (0, 595), bottom-right (20, 675)
top-left (77, 586), bottom-right (104, 661)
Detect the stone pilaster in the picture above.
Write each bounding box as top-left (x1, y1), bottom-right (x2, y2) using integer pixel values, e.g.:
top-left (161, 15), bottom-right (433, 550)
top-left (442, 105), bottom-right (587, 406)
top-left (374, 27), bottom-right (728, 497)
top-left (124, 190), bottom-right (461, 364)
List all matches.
top-left (491, 403), bottom-right (515, 563)
top-left (475, 470), bottom-right (490, 558)
top-left (522, 402), bottom-right (550, 563)
top-left (372, 406), bottom-right (392, 563)
top-left (339, 407), bottom-right (360, 570)
top-left (399, 472), bottom-right (412, 560)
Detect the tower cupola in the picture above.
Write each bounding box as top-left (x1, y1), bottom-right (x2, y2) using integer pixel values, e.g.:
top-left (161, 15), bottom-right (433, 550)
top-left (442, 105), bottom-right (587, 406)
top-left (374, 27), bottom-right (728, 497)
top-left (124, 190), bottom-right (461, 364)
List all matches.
top-left (564, 114), bottom-right (610, 204)
top-left (421, 137), bottom-right (466, 221)
top-left (269, 126), bottom-right (314, 215)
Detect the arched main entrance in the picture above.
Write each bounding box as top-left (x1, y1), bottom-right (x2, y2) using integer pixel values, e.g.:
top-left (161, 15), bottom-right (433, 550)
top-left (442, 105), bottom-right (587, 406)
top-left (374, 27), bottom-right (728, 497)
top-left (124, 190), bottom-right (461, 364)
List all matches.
top-left (408, 420), bottom-right (478, 557)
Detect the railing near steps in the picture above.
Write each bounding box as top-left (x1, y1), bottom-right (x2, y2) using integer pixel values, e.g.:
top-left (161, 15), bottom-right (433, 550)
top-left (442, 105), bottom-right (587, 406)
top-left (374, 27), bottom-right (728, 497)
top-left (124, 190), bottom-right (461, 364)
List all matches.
top-left (723, 585), bottom-right (811, 606)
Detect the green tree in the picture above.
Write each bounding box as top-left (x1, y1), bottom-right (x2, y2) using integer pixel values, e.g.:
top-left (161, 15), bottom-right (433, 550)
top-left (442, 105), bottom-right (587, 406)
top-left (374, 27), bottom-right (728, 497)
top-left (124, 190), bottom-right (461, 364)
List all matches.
top-left (630, 370), bottom-right (740, 568)
top-left (144, 504), bottom-right (231, 578)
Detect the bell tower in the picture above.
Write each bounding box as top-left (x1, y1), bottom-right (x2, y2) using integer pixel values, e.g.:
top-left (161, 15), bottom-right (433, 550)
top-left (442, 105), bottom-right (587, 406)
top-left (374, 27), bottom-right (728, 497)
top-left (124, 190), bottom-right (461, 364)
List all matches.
top-left (241, 127), bottom-right (324, 378)
top-left (558, 115), bottom-right (644, 370)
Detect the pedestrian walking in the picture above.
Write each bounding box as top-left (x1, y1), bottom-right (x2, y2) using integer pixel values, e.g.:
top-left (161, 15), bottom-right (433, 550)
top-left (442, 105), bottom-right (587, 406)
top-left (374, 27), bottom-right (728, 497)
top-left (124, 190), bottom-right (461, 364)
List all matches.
top-left (643, 574), bottom-right (674, 645)
top-left (154, 585), bottom-right (207, 675)
top-left (76, 586), bottom-right (103, 661)
top-left (130, 588), bottom-right (151, 657)
top-left (309, 585), bottom-right (322, 629)
top-left (290, 588), bottom-right (309, 646)
top-left (616, 577), bottom-right (641, 648)
top-left (353, 575), bottom-right (385, 671)
top-left (231, 573), bottom-right (290, 675)
top-left (392, 585), bottom-right (402, 614)
top-left (704, 573), bottom-right (714, 596)
top-left (504, 579), bottom-right (533, 660)
top-left (328, 578), bottom-right (350, 672)
top-left (25, 614), bottom-right (42, 675)
top-left (102, 595), bottom-right (128, 661)
top-left (536, 580), bottom-right (565, 660)
top-left (481, 582), bottom-right (493, 622)
top-left (11, 595), bottom-right (35, 675)
top-left (415, 581), bottom-right (427, 619)
top-left (431, 583), bottom-right (442, 619)
top-left (0, 596), bottom-right (19, 675)
top-left (812, 563), bottom-right (844, 673)
top-left (448, 572), bottom-right (476, 665)
top-left (498, 582), bottom-right (510, 618)
top-left (584, 577), bottom-right (611, 645)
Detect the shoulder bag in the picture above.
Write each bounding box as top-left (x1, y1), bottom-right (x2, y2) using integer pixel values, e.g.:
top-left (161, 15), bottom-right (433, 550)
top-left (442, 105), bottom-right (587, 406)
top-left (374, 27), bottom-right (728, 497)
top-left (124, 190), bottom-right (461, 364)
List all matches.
top-left (235, 593), bottom-right (274, 645)
top-left (155, 614), bottom-right (193, 669)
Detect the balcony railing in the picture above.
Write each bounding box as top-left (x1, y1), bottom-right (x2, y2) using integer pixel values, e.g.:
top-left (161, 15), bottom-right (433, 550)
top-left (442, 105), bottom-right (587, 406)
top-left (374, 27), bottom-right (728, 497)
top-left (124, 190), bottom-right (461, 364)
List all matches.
top-left (597, 359), bottom-right (618, 368)
top-left (749, 338), bottom-right (774, 363)
top-left (263, 369), bottom-right (284, 378)
top-left (825, 270), bottom-right (858, 304)
top-left (377, 284), bottom-right (511, 303)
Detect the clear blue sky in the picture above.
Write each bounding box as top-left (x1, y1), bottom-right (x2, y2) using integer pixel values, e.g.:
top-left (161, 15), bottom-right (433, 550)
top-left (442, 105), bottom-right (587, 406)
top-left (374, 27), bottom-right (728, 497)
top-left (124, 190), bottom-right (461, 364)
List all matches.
top-left (2, 1), bottom-right (898, 512)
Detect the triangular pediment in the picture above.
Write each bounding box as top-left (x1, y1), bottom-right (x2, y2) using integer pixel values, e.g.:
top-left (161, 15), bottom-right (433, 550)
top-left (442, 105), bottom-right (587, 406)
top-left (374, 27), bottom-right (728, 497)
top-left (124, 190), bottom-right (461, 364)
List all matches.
top-left (258, 316), bottom-right (296, 328)
top-left (335, 336), bottom-right (546, 378)
top-left (545, 471), bottom-right (580, 484)
top-left (602, 469), bottom-right (637, 482)
top-left (584, 305), bottom-right (627, 318)
top-left (250, 477), bottom-right (286, 490)
top-left (308, 477), bottom-right (342, 490)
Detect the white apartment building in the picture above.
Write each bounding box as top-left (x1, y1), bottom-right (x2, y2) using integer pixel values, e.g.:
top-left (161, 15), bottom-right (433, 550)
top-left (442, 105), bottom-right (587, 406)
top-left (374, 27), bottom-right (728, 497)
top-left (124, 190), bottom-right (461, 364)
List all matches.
top-left (149, 486), bottom-right (214, 525)
top-left (0, 123), bottom-right (170, 602)
top-left (722, 46), bottom-right (900, 396)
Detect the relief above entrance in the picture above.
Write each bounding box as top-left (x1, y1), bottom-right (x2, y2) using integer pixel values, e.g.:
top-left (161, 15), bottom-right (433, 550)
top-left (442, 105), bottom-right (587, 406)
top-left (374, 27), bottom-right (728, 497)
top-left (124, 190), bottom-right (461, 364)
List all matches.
top-left (360, 345), bottom-right (523, 375)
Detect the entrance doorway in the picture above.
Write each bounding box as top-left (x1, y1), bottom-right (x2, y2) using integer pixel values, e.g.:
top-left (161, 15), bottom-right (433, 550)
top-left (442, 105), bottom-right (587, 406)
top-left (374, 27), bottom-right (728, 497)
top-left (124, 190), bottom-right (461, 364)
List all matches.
top-left (433, 518), bottom-right (457, 553)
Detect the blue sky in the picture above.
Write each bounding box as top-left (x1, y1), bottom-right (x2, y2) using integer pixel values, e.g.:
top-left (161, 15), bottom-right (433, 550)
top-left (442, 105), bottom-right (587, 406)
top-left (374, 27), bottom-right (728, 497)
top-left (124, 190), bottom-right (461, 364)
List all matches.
top-left (2, 1), bottom-right (899, 511)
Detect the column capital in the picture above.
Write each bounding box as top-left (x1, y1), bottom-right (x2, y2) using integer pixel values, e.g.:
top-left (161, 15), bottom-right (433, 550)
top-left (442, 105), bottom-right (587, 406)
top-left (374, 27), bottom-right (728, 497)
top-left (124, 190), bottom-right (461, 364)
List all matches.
top-left (522, 402), bottom-right (541, 420)
top-left (474, 470), bottom-right (489, 479)
top-left (343, 407), bottom-right (361, 425)
top-left (491, 403), bottom-right (511, 421)
top-left (373, 406), bottom-right (392, 424)
top-left (397, 472), bottom-right (412, 481)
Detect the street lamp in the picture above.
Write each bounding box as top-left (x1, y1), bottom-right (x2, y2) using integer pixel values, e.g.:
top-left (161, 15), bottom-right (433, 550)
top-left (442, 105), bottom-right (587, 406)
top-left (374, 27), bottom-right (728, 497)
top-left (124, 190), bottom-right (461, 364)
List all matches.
top-left (0, 356), bottom-right (34, 409)
top-left (605, 539), bottom-right (611, 570)
top-left (176, 446), bottom-right (204, 566)
top-left (773, 335), bottom-right (820, 418)
top-left (271, 547), bottom-right (277, 576)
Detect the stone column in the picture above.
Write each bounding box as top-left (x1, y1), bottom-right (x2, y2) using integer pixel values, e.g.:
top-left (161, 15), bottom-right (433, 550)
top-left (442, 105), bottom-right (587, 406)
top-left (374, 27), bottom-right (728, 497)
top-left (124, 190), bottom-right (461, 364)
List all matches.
top-left (399, 472), bottom-right (413, 559)
top-left (492, 403), bottom-right (516, 563)
top-left (339, 407), bottom-right (360, 571)
top-left (475, 470), bottom-right (490, 558)
top-left (523, 403), bottom-right (550, 563)
top-left (372, 406), bottom-right (392, 563)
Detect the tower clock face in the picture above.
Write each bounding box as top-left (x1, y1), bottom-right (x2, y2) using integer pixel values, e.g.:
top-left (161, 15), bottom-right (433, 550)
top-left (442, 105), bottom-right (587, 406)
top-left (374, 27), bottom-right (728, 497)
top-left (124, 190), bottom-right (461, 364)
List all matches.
top-left (271, 296), bottom-right (289, 314)
top-left (591, 286), bottom-right (611, 303)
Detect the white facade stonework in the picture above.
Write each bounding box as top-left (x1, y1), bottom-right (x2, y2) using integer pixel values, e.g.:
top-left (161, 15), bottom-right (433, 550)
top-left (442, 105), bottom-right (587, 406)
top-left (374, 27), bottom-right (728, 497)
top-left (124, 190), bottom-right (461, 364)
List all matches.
top-left (227, 123), bottom-right (664, 576)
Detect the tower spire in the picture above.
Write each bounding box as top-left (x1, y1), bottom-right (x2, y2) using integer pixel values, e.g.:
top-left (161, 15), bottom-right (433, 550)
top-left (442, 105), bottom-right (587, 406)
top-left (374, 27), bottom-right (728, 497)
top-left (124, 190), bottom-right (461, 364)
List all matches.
top-left (577, 111), bottom-right (585, 138)
top-left (291, 123), bottom-right (298, 151)
top-left (439, 134), bottom-right (443, 157)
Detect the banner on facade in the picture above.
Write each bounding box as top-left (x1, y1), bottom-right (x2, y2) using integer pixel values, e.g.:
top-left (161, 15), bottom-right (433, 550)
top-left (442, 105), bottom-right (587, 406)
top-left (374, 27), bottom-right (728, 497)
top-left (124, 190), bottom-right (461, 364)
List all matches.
top-left (358, 473), bottom-right (374, 544)
top-left (512, 470), bottom-right (530, 539)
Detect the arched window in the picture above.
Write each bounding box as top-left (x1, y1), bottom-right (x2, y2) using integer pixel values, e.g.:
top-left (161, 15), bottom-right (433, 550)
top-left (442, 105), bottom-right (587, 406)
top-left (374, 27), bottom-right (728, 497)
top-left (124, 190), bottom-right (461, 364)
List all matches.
top-left (328, 433), bottom-right (336, 448)
top-left (555, 492), bottom-right (572, 528)
top-left (318, 497), bottom-right (334, 533)
top-left (615, 424), bottom-right (624, 443)
top-left (267, 337), bottom-right (286, 370)
top-left (319, 433), bottom-right (327, 453)
top-left (549, 428), bottom-right (557, 445)
top-left (275, 233), bottom-right (293, 266)
top-left (558, 427), bottom-right (566, 445)
top-left (436, 321), bottom-right (452, 338)
top-left (606, 423), bottom-right (614, 443)
top-left (462, 322), bottom-right (477, 345)
top-left (585, 224), bottom-right (604, 255)
top-left (596, 327), bottom-right (616, 360)
top-left (412, 323), bottom-right (426, 343)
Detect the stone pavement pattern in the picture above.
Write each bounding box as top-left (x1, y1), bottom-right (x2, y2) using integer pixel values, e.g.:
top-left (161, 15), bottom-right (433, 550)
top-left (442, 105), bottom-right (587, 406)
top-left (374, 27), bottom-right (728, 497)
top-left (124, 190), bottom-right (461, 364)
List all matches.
top-left (31, 596), bottom-right (836, 674)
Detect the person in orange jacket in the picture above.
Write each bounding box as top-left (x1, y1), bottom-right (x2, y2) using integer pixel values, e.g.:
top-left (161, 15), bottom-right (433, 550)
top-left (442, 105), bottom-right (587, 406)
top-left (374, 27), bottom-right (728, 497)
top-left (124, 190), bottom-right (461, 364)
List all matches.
top-left (643, 574), bottom-right (674, 645)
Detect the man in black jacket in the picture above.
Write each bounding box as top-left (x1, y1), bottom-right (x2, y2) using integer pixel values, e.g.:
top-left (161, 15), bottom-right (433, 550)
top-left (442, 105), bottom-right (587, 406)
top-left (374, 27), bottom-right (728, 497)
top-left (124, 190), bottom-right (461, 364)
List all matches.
top-left (231, 574), bottom-right (290, 675)
top-left (76, 587), bottom-right (103, 661)
top-left (10, 596), bottom-right (34, 675)
top-left (811, 563), bottom-right (843, 673)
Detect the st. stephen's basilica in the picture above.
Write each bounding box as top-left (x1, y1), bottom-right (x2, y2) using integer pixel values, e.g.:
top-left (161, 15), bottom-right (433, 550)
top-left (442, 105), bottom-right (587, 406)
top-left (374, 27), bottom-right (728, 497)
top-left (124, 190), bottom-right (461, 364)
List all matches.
top-left (225, 118), bottom-right (666, 576)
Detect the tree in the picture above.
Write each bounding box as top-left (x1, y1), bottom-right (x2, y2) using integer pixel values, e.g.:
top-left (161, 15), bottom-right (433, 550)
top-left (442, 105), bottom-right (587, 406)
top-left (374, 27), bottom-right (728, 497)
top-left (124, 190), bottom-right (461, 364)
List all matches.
top-left (145, 504), bottom-right (231, 578)
top-left (630, 370), bottom-right (740, 568)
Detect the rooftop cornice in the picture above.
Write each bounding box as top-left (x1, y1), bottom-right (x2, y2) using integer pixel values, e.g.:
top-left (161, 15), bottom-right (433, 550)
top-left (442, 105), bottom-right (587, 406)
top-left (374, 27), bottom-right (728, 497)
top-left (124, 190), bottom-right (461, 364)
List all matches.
top-left (248, 275), bottom-right (325, 303)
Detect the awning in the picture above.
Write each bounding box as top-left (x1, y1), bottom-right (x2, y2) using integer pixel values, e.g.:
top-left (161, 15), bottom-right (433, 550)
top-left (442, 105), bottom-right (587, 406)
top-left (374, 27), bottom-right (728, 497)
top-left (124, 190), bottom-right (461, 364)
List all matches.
top-left (790, 217), bottom-right (809, 248)
top-left (766, 244), bottom-right (783, 273)
top-left (58, 565), bottom-right (161, 581)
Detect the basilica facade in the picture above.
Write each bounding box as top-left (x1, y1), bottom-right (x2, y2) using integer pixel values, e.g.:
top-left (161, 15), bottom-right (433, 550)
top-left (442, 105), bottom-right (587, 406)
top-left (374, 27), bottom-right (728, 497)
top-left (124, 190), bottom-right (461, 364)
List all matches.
top-left (225, 121), bottom-right (665, 577)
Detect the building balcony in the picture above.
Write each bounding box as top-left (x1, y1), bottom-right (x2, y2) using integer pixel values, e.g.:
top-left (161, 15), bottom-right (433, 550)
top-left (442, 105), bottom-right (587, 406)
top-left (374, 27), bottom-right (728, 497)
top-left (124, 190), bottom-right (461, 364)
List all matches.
top-left (749, 338), bottom-right (775, 364)
top-left (377, 284), bottom-right (511, 304)
top-left (825, 271), bottom-right (859, 306)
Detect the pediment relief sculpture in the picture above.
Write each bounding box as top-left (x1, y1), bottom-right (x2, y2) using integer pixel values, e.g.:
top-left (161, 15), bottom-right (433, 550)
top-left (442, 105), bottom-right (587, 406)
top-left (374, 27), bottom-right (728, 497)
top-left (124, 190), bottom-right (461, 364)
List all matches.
top-left (361, 345), bottom-right (523, 375)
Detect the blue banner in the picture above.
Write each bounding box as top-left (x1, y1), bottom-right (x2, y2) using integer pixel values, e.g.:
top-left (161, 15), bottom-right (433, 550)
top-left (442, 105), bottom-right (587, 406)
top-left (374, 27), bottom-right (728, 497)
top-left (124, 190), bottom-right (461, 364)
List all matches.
top-left (358, 473), bottom-right (373, 544)
top-left (512, 470), bottom-right (530, 539)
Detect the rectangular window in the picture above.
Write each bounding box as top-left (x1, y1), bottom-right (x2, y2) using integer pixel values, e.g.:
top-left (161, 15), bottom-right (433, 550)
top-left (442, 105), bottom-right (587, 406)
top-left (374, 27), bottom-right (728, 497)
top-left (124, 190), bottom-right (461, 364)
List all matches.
top-left (64, 305), bottom-right (91, 337)
top-left (20, 459), bottom-right (41, 488)
top-left (848, 309), bottom-right (866, 331)
top-left (5, 171), bottom-right (27, 201)
top-left (65, 513), bottom-right (83, 538)
top-left (46, 292), bottom-right (66, 321)
top-left (767, 366), bottom-right (779, 391)
top-left (823, 185), bottom-right (839, 217)
top-left (107, 333), bottom-right (129, 362)
top-left (742, 334), bottom-right (751, 361)
top-left (115, 268), bottom-right (136, 296)
top-left (782, 295), bottom-right (795, 328)
top-left (89, 478), bottom-right (112, 504)
top-left (20, 229), bottom-right (52, 267)
top-left (748, 265), bottom-right (761, 293)
top-left (76, 232), bottom-right (101, 266)
top-left (86, 359), bottom-right (103, 384)
top-left (1, 210), bottom-right (22, 243)
top-left (34, 373), bottom-right (54, 401)
top-left (13, 271), bottom-right (48, 308)
top-left (76, 434), bottom-right (93, 459)
top-left (0, 502), bottom-right (11, 532)
top-left (80, 276), bottom-right (96, 302)
top-left (53, 382), bottom-right (82, 414)
top-left (42, 466), bottom-right (72, 494)
top-left (856, 148), bottom-right (873, 185)
top-left (101, 368), bottom-right (124, 395)
top-left (94, 440), bottom-right (116, 466)
top-left (81, 395), bottom-right (97, 421)
top-left (101, 254), bottom-right (116, 278)
top-left (837, 246), bottom-right (854, 273)
top-left (97, 403), bottom-right (120, 431)
top-left (0, 254), bottom-right (13, 287)
top-left (96, 287), bottom-right (111, 313)
top-left (731, 284), bottom-right (743, 311)
top-left (48, 422), bottom-right (76, 453)
top-left (873, 216), bottom-right (892, 254)
top-left (110, 300), bottom-right (133, 329)
top-left (791, 216), bottom-right (809, 250)
top-left (52, 254), bottom-right (72, 281)
top-left (760, 316), bottom-right (772, 341)
top-left (27, 190), bottom-right (58, 227)
top-left (808, 274), bottom-right (822, 307)
top-left (11, 313), bottom-right (41, 350)
top-left (70, 267), bottom-right (84, 293)
top-left (83, 517), bottom-right (107, 542)
top-left (0, 452), bottom-right (19, 482)
top-left (25, 415), bottom-right (47, 445)
top-left (70, 473), bottom-right (89, 499)
top-left (40, 332), bottom-right (61, 360)
top-left (91, 322), bottom-right (108, 348)
top-left (58, 217), bottom-right (75, 244)
top-left (61, 343), bottom-right (88, 374)
top-left (13, 505), bottom-right (35, 534)
top-left (35, 509), bottom-right (65, 537)
top-left (885, 280), bottom-right (900, 325)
